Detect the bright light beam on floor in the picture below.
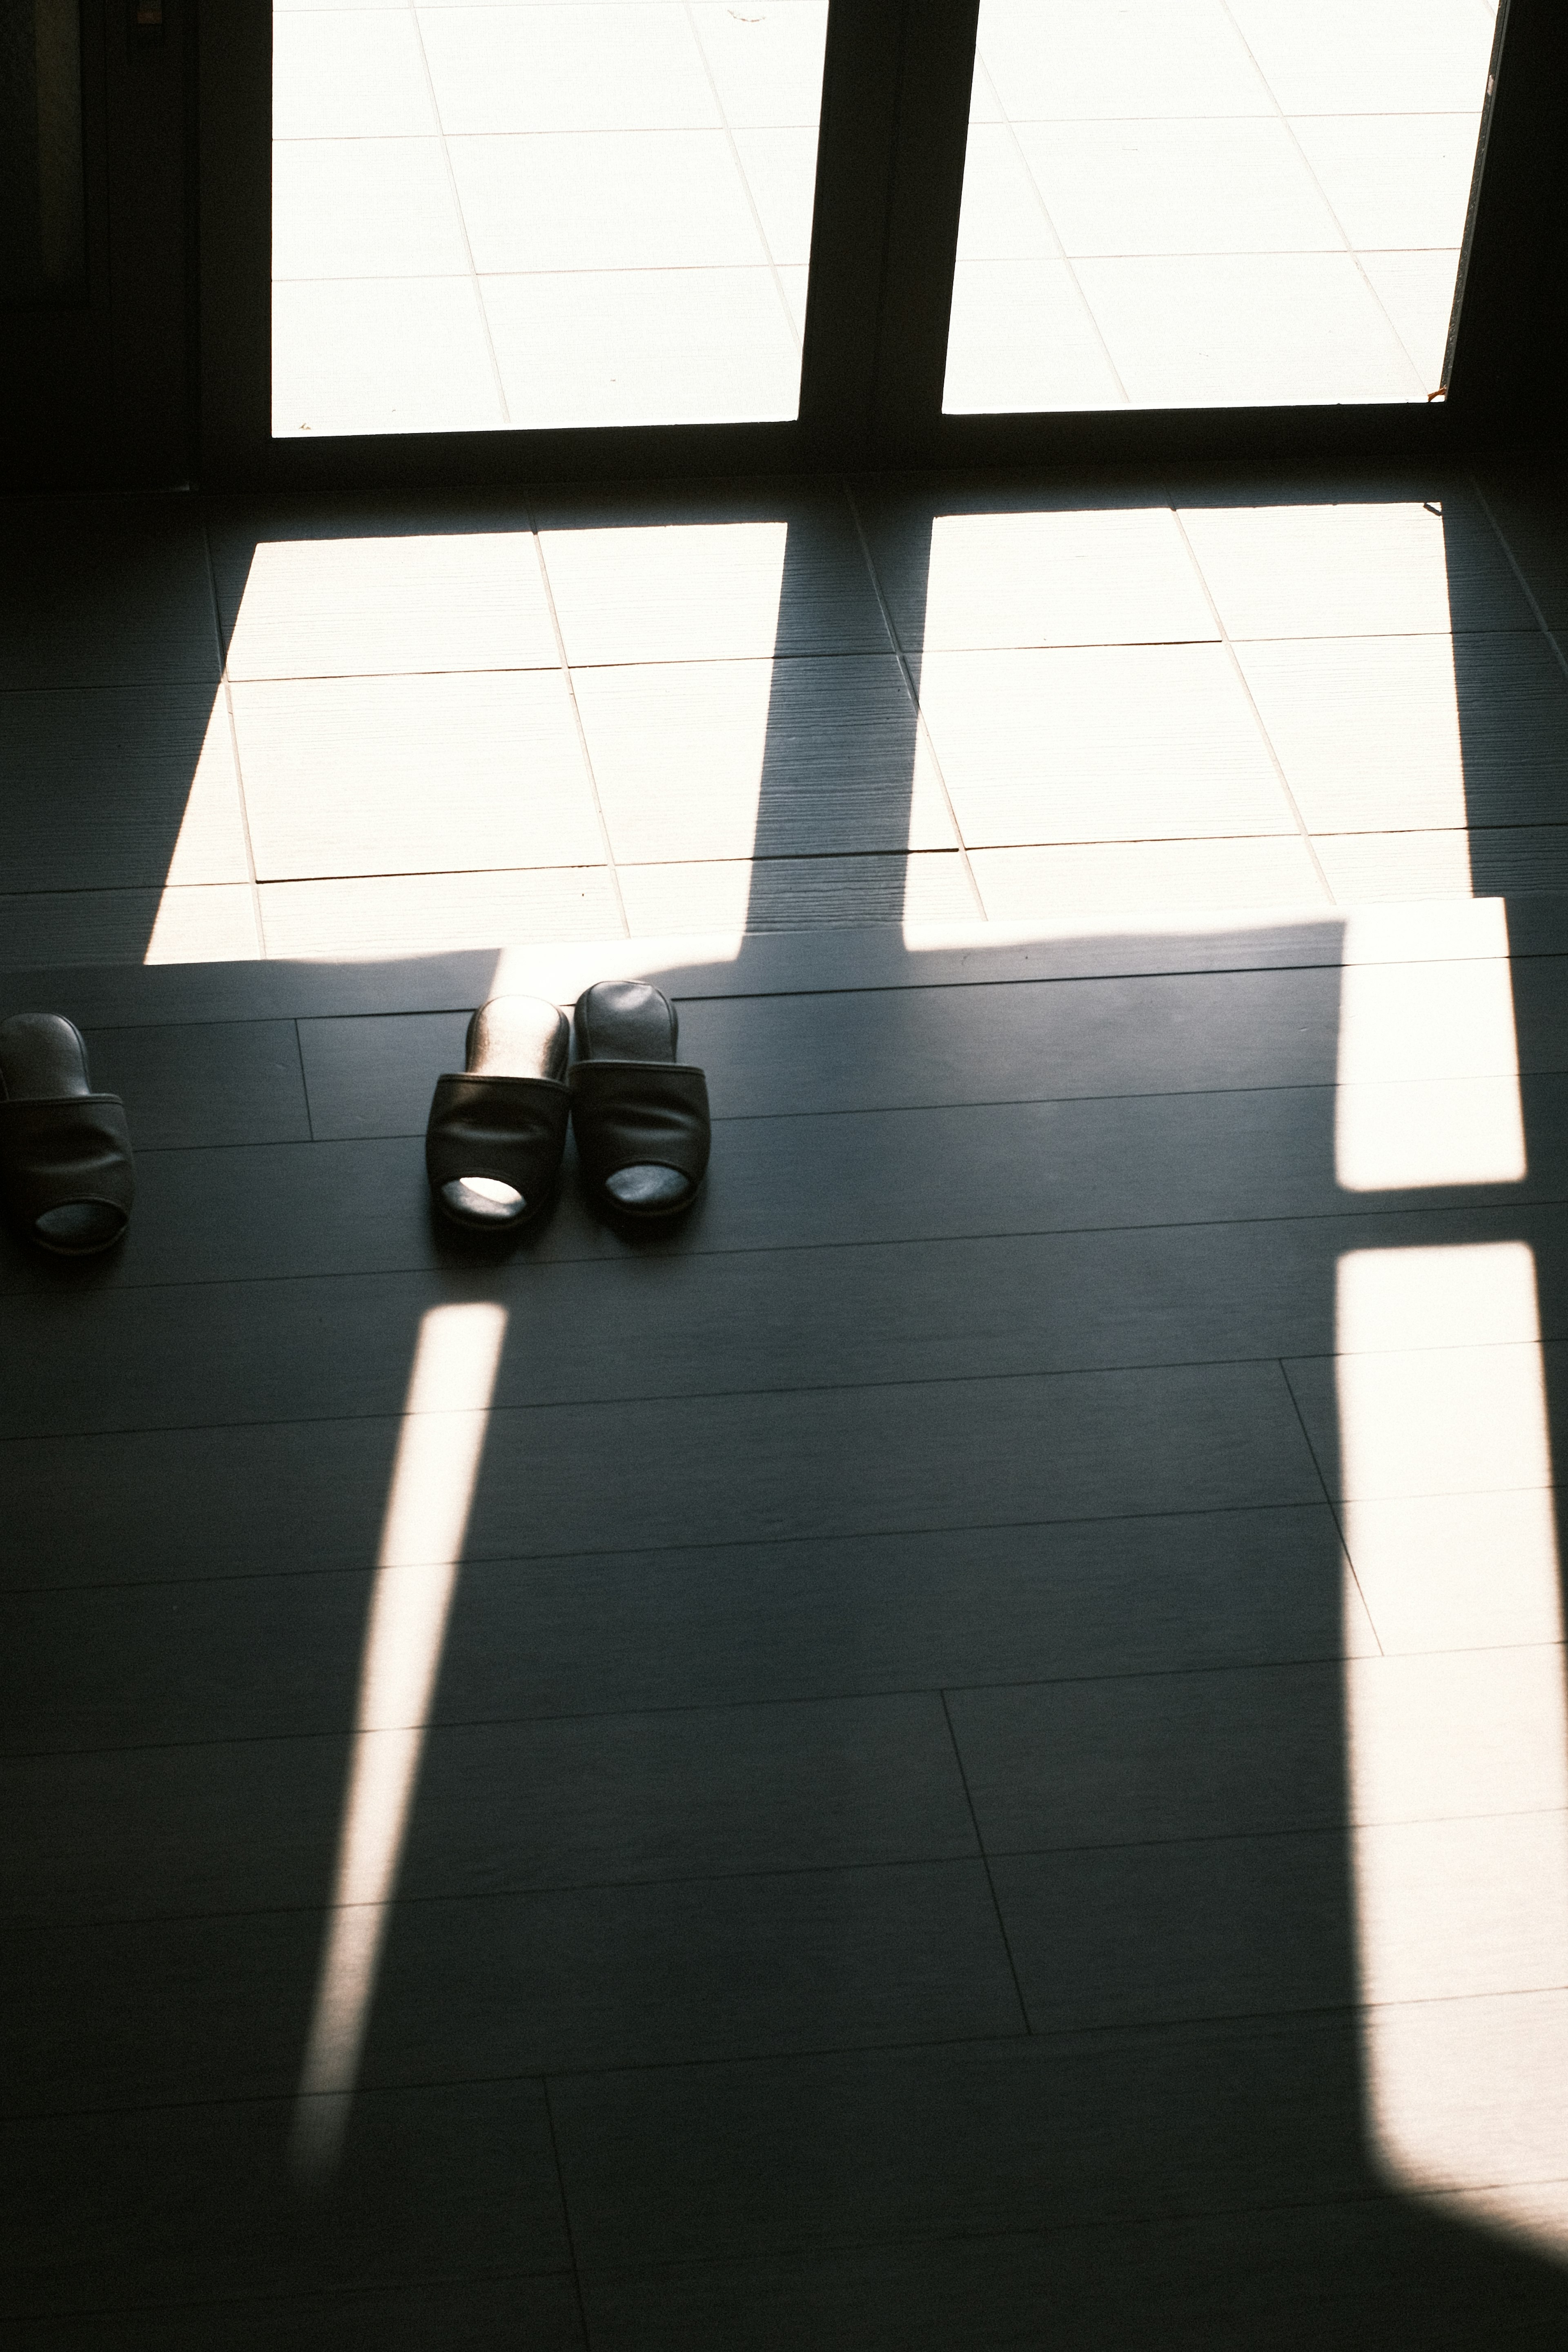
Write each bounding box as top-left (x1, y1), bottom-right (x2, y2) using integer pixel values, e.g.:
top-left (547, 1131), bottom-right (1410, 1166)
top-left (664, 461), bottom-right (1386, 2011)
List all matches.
top-left (291, 1301), bottom-right (508, 2184)
top-left (1335, 909), bottom-right (1525, 1190)
top-left (1338, 1244), bottom-right (1568, 2256)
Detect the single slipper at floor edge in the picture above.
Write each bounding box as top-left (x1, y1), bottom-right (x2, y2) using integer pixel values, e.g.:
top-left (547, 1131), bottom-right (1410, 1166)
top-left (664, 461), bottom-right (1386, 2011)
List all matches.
top-left (0, 1013), bottom-right (136, 1256)
top-left (425, 994), bottom-right (571, 1233)
top-left (570, 980), bottom-right (710, 1219)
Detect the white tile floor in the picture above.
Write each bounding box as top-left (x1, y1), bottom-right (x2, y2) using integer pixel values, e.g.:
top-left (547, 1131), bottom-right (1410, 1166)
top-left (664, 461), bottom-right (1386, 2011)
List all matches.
top-left (271, 0), bottom-right (825, 435)
top-left (5, 461), bottom-right (1568, 970)
top-left (946, 0), bottom-right (1499, 412)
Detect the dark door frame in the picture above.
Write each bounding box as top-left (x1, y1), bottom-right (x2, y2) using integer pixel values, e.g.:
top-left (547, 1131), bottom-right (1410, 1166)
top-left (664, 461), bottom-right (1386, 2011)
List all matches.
top-left (196, 0), bottom-right (1566, 490)
top-left (1, 0), bottom-right (195, 494)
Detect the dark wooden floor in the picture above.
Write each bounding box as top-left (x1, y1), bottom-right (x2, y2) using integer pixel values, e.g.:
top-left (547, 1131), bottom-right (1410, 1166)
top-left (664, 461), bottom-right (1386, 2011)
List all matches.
top-left (6, 903), bottom-right (1568, 2345)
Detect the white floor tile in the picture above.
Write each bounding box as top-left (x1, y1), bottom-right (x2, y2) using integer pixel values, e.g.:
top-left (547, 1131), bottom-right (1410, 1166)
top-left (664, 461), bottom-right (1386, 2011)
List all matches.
top-left (258, 865), bottom-right (621, 957)
top-left (1361, 1987), bottom-right (1568, 2199)
top-left (230, 670), bottom-right (604, 880)
top-left (861, 498), bottom-right (1217, 654)
top-left (571, 655), bottom-right (957, 862)
top-left (976, 0), bottom-right (1271, 121)
top-left (1178, 494), bottom-right (1528, 640)
top-left (1360, 251), bottom-right (1463, 392)
top-left (969, 835), bottom-right (1324, 918)
top-left (1346, 1492), bottom-right (1568, 1655)
top-left (448, 131), bottom-right (766, 270)
top-left (1346, 1646), bottom-right (1568, 1825)
top-left (688, 2), bottom-right (829, 127)
top-left (731, 128), bottom-right (822, 266)
top-left (483, 267), bottom-right (800, 426)
top-left (418, 4), bottom-right (718, 133)
top-left (1016, 118), bottom-right (1341, 257)
top-left (1226, 0), bottom-right (1497, 114)
top-left (271, 279), bottom-right (505, 437)
top-left (1292, 114), bottom-right (1484, 252)
top-left (143, 886), bottom-right (267, 964)
top-left (272, 139), bottom-right (470, 280)
top-left (917, 643), bottom-right (1292, 847)
top-left (272, 11), bottom-right (437, 138)
top-left (942, 259), bottom-right (1125, 413)
top-left (955, 126), bottom-right (1059, 262)
top-left (1241, 632), bottom-right (1568, 833)
top-left (1330, 1338), bottom-right (1554, 1502)
top-left (224, 530), bottom-right (559, 681)
top-left (1077, 253), bottom-right (1426, 407)
top-left (1314, 830), bottom-right (1478, 901)
top-left (534, 499), bottom-right (881, 665)
top-left (1352, 1811), bottom-right (1568, 2003)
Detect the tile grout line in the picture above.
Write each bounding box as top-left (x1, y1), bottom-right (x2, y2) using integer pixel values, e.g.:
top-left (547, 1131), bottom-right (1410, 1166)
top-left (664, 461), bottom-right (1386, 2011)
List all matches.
top-left (540, 2075), bottom-right (595, 2350)
top-left (199, 521), bottom-right (269, 960)
top-left (840, 480), bottom-right (986, 919)
top-left (405, 0), bottom-right (513, 427)
top-left (1215, 0), bottom-right (1434, 397)
top-left (524, 501), bottom-right (631, 938)
top-left (682, 0), bottom-right (806, 356)
top-left (14, 1648), bottom-right (1473, 1764)
top-left (981, 52), bottom-right (1132, 408)
top-left (1469, 470), bottom-right (1568, 687)
top-left (1164, 501), bottom-right (1337, 904)
top-left (1275, 1355), bottom-right (1385, 1657)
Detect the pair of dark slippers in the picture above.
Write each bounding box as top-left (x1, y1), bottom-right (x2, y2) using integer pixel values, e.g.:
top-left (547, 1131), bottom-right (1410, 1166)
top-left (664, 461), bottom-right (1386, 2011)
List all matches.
top-left (427, 980), bottom-right (709, 1232)
top-left (0, 980), bottom-right (708, 1258)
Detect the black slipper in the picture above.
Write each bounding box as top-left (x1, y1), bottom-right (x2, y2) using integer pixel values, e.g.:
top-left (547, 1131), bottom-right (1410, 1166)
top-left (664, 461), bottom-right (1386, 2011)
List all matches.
top-left (0, 1013), bottom-right (135, 1256)
top-left (570, 980), bottom-right (710, 1218)
top-left (425, 995), bottom-right (570, 1232)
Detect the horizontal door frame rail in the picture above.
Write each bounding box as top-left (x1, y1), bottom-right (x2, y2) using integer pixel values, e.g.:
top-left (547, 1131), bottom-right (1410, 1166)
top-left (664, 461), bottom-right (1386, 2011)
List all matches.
top-left (196, 0), bottom-right (1563, 494)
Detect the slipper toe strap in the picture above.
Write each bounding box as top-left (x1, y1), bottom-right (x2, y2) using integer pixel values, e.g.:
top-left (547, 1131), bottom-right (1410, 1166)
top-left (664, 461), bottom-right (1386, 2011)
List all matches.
top-left (0, 1095), bottom-right (135, 1230)
top-left (570, 1061), bottom-right (711, 1193)
top-left (425, 1073), bottom-right (570, 1198)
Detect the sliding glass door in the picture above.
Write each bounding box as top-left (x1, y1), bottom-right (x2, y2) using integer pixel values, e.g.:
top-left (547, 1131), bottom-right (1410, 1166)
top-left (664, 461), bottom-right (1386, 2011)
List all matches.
top-left (196, 0), bottom-right (1548, 483)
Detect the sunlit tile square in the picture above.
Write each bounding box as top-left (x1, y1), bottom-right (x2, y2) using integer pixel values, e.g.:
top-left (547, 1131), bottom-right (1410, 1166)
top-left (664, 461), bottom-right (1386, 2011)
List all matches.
top-left (419, 3), bottom-right (719, 134)
top-left (230, 669), bottom-right (604, 879)
top-left (272, 10), bottom-right (437, 137)
top-left (688, 2), bottom-right (829, 127)
top-left (977, 0), bottom-right (1270, 120)
top-left (1227, 0), bottom-right (1497, 114)
top-left (942, 259), bottom-right (1125, 412)
top-left (1076, 253), bottom-right (1426, 408)
top-left (448, 130), bottom-right (766, 272)
top-left (224, 530), bottom-right (560, 681)
top-left (272, 278), bottom-right (504, 438)
top-left (272, 139), bottom-right (470, 280)
top-left (486, 268), bottom-right (800, 428)
top-left (1291, 115), bottom-right (1485, 252)
top-left (917, 643), bottom-right (1290, 846)
top-left (1017, 118), bottom-right (1341, 258)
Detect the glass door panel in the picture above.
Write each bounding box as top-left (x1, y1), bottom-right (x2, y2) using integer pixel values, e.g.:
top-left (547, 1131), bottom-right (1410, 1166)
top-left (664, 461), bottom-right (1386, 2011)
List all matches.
top-left (942, 0), bottom-right (1500, 413)
top-left (270, 0), bottom-right (828, 439)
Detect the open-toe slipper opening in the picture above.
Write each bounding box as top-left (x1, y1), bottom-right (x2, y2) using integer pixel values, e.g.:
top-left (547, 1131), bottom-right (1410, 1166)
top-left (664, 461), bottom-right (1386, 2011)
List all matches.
top-left (425, 997), bottom-right (571, 1234)
top-left (569, 982), bottom-right (711, 1220)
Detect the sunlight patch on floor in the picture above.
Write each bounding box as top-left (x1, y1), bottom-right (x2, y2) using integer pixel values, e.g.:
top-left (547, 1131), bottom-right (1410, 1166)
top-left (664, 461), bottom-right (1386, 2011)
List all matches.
top-left (1338, 1243), bottom-right (1568, 2251)
top-left (292, 1301), bottom-right (508, 2183)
